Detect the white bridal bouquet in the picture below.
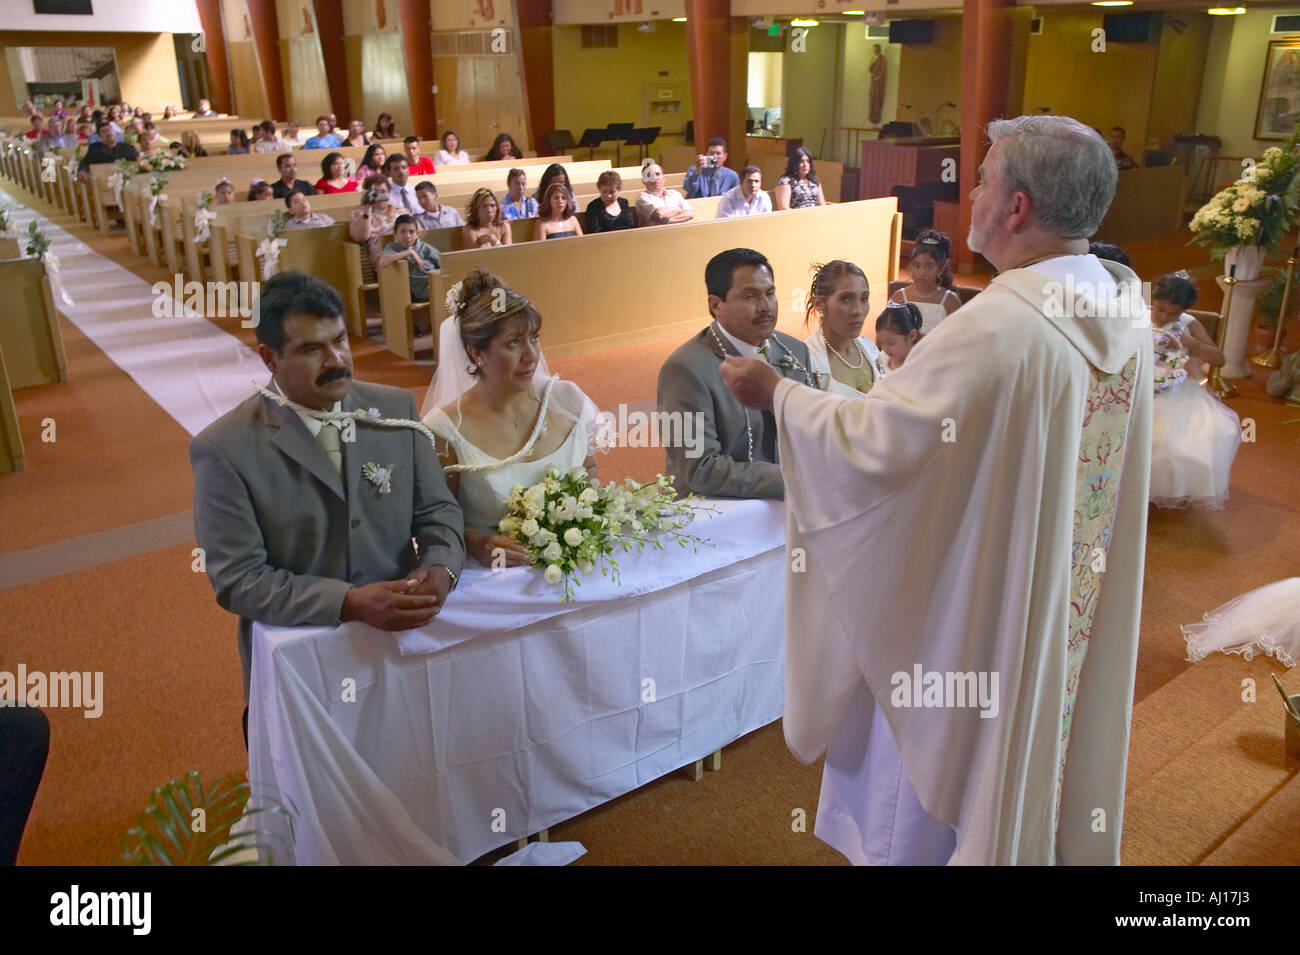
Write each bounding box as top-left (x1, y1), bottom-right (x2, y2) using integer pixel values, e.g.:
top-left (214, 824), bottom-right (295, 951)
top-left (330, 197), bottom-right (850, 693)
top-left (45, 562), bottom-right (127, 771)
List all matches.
top-left (499, 467), bottom-right (713, 601)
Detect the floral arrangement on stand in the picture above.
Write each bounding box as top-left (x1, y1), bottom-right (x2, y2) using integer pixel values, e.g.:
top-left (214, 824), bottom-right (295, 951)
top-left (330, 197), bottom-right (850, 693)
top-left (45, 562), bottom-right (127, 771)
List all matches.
top-left (256, 209), bottom-right (289, 279)
top-left (24, 219), bottom-right (50, 259)
top-left (1189, 129), bottom-right (1300, 276)
top-left (137, 153), bottom-right (187, 175)
top-left (499, 468), bottom-right (714, 602)
top-left (146, 172), bottom-right (167, 229)
top-left (194, 189), bottom-right (215, 243)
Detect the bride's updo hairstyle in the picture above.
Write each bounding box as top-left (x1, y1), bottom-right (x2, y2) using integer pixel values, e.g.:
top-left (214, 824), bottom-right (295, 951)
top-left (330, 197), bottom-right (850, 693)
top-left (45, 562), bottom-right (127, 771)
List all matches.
top-left (454, 267), bottom-right (542, 376)
top-left (804, 259), bottom-right (868, 330)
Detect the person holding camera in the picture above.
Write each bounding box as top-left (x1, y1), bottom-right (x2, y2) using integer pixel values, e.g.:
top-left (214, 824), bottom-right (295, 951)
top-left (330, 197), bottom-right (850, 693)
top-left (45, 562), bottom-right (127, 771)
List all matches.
top-left (683, 137), bottom-right (739, 199)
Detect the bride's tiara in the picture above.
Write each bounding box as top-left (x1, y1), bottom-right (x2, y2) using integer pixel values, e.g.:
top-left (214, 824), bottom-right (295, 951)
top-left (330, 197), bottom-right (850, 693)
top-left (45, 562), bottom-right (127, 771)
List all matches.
top-left (1170, 268), bottom-right (1193, 280)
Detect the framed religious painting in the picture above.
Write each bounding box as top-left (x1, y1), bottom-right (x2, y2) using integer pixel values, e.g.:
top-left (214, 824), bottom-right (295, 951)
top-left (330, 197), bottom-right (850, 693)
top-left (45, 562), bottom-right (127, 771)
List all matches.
top-left (1255, 40), bottom-right (1300, 141)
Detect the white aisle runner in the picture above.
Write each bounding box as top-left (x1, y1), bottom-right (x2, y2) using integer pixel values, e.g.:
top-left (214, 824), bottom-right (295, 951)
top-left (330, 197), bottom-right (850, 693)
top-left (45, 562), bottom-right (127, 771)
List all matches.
top-left (1, 188), bottom-right (268, 436)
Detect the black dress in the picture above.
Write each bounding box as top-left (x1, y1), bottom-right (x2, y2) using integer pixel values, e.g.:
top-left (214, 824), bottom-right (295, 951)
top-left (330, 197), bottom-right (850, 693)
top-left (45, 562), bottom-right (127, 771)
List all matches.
top-left (585, 197), bottom-right (637, 234)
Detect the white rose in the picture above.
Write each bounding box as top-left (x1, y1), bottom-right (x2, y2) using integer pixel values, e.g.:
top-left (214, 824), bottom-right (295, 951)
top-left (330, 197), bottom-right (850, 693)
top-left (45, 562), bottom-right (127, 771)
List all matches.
top-left (579, 487), bottom-right (598, 505)
top-left (569, 467), bottom-right (587, 482)
top-left (520, 518), bottom-right (540, 538)
top-left (544, 564), bottom-right (563, 584)
top-left (564, 527), bottom-right (583, 546)
top-left (543, 541), bottom-right (562, 562)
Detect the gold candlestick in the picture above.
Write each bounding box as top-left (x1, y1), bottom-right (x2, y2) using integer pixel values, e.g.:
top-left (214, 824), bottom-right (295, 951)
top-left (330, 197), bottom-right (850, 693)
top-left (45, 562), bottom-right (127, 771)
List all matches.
top-left (1207, 265), bottom-right (1238, 399)
top-left (1251, 244), bottom-right (1298, 369)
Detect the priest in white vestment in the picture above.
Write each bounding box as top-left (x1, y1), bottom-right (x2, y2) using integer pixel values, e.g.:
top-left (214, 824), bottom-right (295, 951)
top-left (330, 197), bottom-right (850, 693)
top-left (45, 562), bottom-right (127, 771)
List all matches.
top-left (721, 115), bottom-right (1153, 865)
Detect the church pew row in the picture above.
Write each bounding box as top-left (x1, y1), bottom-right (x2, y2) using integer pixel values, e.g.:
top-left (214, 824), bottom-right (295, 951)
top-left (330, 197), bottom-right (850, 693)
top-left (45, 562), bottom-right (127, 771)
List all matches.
top-left (0, 343), bottom-right (23, 473)
top-left (376, 197), bottom-right (900, 363)
top-left (0, 256), bottom-right (69, 390)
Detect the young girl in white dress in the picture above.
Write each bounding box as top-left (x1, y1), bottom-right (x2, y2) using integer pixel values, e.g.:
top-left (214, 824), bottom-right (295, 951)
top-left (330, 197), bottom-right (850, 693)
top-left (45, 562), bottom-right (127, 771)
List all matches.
top-left (422, 269), bottom-right (600, 566)
top-left (1148, 271), bottom-right (1241, 510)
top-left (802, 260), bottom-right (888, 397)
top-left (874, 302), bottom-right (924, 371)
top-left (890, 229), bottom-right (961, 334)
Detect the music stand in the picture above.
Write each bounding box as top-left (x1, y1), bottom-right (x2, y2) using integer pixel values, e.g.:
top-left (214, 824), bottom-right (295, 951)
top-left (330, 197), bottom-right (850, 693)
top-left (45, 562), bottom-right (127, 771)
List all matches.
top-left (605, 123), bottom-right (635, 165)
top-left (543, 129), bottom-right (575, 156)
top-left (578, 128), bottom-right (606, 160)
top-left (625, 127), bottom-right (660, 165)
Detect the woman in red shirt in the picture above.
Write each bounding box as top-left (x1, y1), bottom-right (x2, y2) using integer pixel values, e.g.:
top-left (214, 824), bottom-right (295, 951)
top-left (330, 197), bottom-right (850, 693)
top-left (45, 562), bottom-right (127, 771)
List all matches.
top-left (315, 152), bottom-right (360, 194)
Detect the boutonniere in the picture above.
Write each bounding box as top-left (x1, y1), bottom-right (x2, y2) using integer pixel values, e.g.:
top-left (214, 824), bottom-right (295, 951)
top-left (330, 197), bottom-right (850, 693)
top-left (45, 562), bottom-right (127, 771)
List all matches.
top-left (362, 461), bottom-right (395, 494)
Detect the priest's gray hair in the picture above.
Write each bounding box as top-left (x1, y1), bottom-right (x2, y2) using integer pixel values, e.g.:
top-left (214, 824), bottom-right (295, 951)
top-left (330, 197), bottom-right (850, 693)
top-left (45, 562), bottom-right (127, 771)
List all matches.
top-left (985, 115), bottom-right (1117, 239)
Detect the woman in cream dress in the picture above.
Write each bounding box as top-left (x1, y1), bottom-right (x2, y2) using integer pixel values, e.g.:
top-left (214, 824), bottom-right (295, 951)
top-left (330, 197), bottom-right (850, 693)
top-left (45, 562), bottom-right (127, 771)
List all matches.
top-left (803, 260), bottom-right (889, 398)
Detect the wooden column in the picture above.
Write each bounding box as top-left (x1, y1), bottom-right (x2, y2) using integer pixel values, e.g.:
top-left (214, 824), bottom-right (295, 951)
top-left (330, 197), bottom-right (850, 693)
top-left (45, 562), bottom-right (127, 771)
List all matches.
top-left (246, 0), bottom-right (288, 120)
top-left (955, 0), bottom-right (1025, 273)
top-left (398, 0), bottom-right (436, 140)
top-left (312, 0), bottom-right (353, 123)
top-left (514, 0), bottom-right (555, 155)
top-left (195, 0), bottom-right (233, 115)
top-left (685, 0), bottom-right (746, 162)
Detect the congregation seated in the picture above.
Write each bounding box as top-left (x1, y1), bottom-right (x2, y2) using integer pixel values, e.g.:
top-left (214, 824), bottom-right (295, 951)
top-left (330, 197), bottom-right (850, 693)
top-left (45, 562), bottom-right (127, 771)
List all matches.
top-left (875, 301), bottom-right (924, 371)
top-left (137, 123), bottom-right (163, 157)
top-left (534, 183), bottom-right (583, 241)
top-left (77, 121), bottom-right (137, 180)
top-left (716, 166), bottom-right (771, 219)
top-left (349, 175), bottom-right (401, 258)
top-left (315, 152), bottom-right (360, 194)
top-left (39, 117), bottom-right (78, 151)
top-left (657, 248), bottom-right (814, 500)
top-left (404, 136), bottom-right (436, 175)
top-left (342, 119), bottom-right (370, 148)
top-left (22, 114), bottom-right (44, 140)
top-left (283, 192), bottom-right (336, 230)
top-left (272, 154), bottom-right (317, 199)
top-left (228, 129), bottom-right (251, 154)
top-left (636, 161), bottom-right (693, 226)
top-left (356, 143), bottom-right (387, 182)
top-left (423, 268), bottom-right (598, 567)
top-left (532, 163), bottom-right (578, 213)
top-left (585, 170), bottom-right (637, 233)
top-left (285, 120), bottom-right (308, 146)
top-left (304, 116), bottom-right (342, 150)
top-left (804, 260), bottom-right (888, 396)
top-left (248, 179), bottom-right (275, 201)
top-left (501, 167), bottom-right (539, 220)
top-left (373, 112), bottom-right (398, 140)
top-left (162, 105), bottom-right (177, 120)
top-left (462, 188), bottom-right (512, 248)
top-left (435, 130), bottom-right (471, 166)
top-left (191, 98), bottom-right (217, 118)
top-left (775, 146), bottom-right (827, 210)
top-left (482, 132), bottom-right (524, 161)
top-left (683, 137), bottom-right (740, 199)
top-left (890, 229), bottom-right (959, 333)
top-left (253, 120), bottom-right (296, 154)
top-left (413, 181), bottom-right (464, 230)
top-left (380, 214), bottom-right (440, 303)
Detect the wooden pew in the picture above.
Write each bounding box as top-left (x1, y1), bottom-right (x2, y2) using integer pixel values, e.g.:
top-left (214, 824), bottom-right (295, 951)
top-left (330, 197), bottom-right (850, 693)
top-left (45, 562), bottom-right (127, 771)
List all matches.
top-left (387, 198), bottom-right (901, 362)
top-left (0, 256), bottom-right (68, 388)
top-left (0, 342), bottom-right (23, 473)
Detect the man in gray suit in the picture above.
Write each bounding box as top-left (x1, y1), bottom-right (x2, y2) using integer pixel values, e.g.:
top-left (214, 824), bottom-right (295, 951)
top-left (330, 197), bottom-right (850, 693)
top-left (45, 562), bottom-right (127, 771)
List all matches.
top-left (657, 247), bottom-right (815, 499)
top-left (190, 271), bottom-right (465, 736)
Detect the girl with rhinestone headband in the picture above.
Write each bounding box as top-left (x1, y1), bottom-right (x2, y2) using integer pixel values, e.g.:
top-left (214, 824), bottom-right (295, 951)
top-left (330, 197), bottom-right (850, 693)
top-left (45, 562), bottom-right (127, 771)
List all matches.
top-left (891, 229), bottom-right (960, 333)
top-left (803, 260), bottom-right (889, 396)
top-left (875, 301), bottom-right (924, 371)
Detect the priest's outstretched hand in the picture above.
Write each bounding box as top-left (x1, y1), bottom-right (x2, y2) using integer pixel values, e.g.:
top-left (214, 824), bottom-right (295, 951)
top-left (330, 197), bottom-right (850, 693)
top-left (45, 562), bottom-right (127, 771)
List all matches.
top-left (720, 356), bottom-right (781, 411)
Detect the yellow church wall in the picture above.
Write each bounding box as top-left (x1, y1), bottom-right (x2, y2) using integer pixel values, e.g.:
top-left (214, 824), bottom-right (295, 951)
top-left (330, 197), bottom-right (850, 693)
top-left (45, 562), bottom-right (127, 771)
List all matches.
top-left (893, 15), bottom-right (962, 139)
top-left (1197, 7), bottom-right (1300, 156)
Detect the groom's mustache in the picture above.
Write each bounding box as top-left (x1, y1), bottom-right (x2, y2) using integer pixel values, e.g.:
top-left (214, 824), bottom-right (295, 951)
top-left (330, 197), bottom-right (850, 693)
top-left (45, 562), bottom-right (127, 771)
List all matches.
top-left (317, 368), bottom-right (352, 386)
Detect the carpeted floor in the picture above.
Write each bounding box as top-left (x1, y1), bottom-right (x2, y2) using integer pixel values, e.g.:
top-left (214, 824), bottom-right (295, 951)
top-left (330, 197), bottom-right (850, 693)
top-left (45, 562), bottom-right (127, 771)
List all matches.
top-left (2, 177), bottom-right (1297, 866)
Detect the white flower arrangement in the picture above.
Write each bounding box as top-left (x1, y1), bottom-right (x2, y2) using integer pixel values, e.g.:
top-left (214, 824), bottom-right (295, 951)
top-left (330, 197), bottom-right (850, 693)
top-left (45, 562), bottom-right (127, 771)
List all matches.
top-left (499, 466), bottom-right (714, 602)
top-left (1189, 132), bottom-right (1300, 258)
top-left (1152, 327), bottom-right (1189, 393)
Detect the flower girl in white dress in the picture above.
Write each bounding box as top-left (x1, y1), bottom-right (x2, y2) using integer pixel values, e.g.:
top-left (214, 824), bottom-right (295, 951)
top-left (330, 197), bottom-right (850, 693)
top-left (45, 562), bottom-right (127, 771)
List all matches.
top-left (1148, 271), bottom-right (1241, 509)
top-left (422, 268), bottom-right (601, 566)
top-left (802, 260), bottom-right (889, 397)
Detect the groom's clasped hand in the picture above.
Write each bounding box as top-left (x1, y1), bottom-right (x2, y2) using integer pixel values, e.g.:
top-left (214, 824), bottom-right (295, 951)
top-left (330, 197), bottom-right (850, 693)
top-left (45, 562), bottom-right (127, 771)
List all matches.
top-left (339, 566), bottom-right (453, 631)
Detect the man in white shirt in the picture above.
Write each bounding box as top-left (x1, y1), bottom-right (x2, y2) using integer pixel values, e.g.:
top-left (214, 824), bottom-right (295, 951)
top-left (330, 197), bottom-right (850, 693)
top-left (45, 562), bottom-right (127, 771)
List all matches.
top-left (252, 120), bottom-right (295, 154)
top-left (716, 166), bottom-right (772, 219)
top-left (413, 182), bottom-right (464, 229)
top-left (384, 155), bottom-right (420, 213)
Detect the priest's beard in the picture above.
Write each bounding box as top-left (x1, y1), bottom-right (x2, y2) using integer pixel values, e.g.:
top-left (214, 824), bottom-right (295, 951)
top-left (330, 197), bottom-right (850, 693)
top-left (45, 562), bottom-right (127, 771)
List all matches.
top-left (967, 195), bottom-right (1015, 254)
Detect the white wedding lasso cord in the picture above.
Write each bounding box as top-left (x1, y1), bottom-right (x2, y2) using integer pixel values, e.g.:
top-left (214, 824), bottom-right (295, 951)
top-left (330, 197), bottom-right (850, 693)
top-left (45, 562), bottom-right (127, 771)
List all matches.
top-left (442, 375), bottom-right (558, 474)
top-left (256, 383), bottom-right (440, 445)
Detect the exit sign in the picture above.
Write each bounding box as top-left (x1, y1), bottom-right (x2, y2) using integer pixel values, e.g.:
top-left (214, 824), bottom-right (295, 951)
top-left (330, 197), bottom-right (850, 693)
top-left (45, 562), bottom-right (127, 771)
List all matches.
top-left (768, 24), bottom-right (780, 35)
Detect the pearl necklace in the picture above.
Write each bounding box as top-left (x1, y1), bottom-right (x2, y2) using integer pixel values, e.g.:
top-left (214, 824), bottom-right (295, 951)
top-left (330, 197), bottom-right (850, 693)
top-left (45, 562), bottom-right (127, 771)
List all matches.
top-left (822, 332), bottom-right (865, 369)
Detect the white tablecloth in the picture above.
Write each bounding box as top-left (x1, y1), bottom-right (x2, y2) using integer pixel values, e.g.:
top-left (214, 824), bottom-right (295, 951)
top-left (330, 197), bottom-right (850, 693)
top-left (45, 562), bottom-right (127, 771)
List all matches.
top-left (248, 499), bottom-right (787, 864)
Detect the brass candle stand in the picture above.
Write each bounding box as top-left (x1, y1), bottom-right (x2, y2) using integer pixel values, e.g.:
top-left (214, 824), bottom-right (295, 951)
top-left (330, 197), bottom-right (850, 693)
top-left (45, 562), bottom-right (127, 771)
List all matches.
top-left (1206, 264), bottom-right (1237, 399)
top-left (1251, 245), bottom-right (1298, 369)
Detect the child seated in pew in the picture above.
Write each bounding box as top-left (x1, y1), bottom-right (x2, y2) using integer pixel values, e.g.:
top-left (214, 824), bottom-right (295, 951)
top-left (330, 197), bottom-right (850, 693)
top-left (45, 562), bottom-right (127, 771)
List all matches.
top-left (1148, 270), bottom-right (1241, 510)
top-left (283, 192), bottom-right (336, 230)
top-left (414, 181), bottom-right (464, 230)
top-left (213, 178), bottom-right (236, 205)
top-left (248, 179), bottom-right (274, 201)
top-left (890, 229), bottom-right (960, 333)
top-left (380, 214), bottom-right (441, 304)
top-left (875, 301), bottom-right (924, 371)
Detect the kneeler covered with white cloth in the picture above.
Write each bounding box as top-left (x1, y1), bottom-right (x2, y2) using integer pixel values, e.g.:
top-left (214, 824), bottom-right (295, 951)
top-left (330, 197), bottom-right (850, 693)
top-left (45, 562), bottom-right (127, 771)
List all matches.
top-left (773, 257), bottom-right (1153, 865)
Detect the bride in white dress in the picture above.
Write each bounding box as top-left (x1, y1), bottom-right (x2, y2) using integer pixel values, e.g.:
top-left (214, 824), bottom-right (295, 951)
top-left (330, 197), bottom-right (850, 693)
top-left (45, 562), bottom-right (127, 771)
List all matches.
top-left (421, 268), bottom-right (600, 565)
top-left (1147, 272), bottom-right (1241, 510)
top-left (800, 260), bottom-right (955, 865)
top-left (802, 260), bottom-right (889, 397)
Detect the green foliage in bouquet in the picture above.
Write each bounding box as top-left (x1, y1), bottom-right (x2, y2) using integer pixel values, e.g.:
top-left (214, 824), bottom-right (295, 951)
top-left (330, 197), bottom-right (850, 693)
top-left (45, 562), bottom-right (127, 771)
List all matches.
top-left (267, 208), bottom-right (289, 239)
top-left (499, 467), bottom-right (715, 602)
top-left (1189, 130), bottom-right (1300, 259)
top-left (24, 219), bottom-right (49, 259)
top-left (120, 770), bottom-right (297, 866)
top-left (197, 189), bottom-right (215, 210)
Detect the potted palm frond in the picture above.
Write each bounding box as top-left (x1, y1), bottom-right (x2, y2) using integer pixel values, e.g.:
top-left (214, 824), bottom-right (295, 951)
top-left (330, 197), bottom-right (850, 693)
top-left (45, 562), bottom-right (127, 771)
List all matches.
top-left (120, 770), bottom-right (296, 865)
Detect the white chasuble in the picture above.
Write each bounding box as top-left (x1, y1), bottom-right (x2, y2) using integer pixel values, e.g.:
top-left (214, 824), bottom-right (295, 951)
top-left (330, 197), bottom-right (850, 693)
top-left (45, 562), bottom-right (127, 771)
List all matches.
top-left (773, 258), bottom-right (1153, 865)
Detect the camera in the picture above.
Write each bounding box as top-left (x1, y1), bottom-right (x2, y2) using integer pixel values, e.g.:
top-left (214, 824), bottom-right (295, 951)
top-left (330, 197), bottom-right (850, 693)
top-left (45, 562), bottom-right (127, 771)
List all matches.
top-left (707, 156), bottom-right (719, 167)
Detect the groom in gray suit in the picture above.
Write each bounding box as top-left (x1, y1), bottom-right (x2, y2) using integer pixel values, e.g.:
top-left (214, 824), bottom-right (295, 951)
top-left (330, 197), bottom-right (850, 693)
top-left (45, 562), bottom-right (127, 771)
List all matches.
top-left (658, 248), bottom-right (815, 499)
top-left (190, 271), bottom-right (465, 724)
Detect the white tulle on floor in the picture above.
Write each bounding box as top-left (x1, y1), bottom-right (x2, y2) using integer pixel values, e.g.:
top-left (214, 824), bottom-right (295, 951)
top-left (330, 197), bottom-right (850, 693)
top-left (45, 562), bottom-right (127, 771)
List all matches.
top-left (1182, 578), bottom-right (1300, 668)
